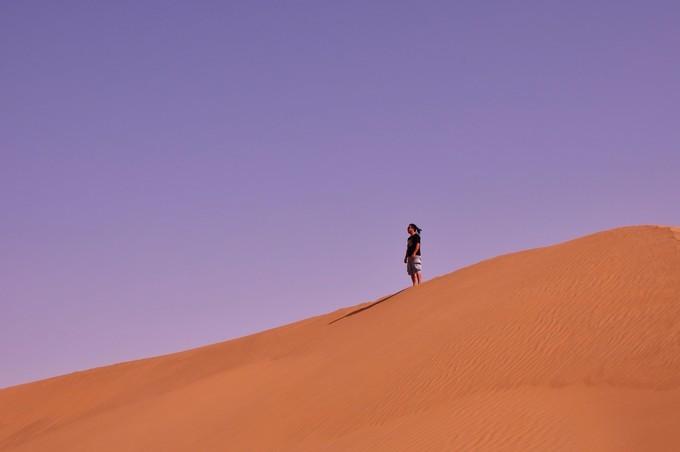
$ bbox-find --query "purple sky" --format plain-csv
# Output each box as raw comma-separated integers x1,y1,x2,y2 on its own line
2,1,679,388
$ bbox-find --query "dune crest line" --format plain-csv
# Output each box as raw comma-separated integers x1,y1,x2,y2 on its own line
1,225,680,451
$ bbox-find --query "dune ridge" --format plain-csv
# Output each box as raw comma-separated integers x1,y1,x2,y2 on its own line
670,226,680,241
1,225,680,451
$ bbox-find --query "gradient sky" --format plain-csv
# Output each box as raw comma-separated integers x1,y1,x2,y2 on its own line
2,1,679,388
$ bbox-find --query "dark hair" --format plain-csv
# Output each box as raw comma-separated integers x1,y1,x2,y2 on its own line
408,223,422,234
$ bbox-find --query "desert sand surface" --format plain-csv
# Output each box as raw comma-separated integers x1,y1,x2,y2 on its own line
2,225,680,451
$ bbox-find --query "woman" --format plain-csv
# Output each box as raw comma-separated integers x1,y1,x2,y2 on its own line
404,223,423,286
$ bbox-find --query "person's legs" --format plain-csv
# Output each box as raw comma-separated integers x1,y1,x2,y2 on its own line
413,256,423,285
407,257,423,287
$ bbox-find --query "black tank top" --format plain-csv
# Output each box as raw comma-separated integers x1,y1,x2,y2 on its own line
406,233,421,256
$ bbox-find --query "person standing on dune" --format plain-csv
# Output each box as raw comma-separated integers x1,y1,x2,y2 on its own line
405,223,423,286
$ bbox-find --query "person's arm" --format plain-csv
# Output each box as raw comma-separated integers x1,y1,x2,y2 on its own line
412,242,420,257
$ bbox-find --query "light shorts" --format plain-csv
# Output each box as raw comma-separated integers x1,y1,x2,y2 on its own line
406,255,422,275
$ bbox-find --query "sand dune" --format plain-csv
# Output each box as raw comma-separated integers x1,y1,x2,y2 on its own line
2,225,680,451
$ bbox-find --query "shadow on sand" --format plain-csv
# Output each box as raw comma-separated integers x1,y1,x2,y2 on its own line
328,288,409,325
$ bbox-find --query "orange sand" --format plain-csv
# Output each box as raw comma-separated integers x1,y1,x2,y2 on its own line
2,225,680,451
